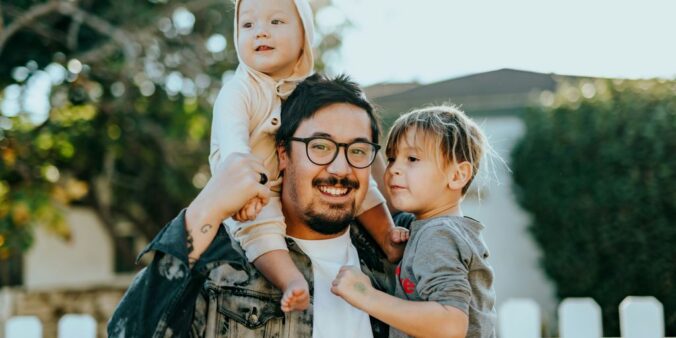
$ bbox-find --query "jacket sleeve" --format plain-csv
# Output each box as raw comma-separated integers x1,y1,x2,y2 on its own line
107,209,243,338
209,81,252,175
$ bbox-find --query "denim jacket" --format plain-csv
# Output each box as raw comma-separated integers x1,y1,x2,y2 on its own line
107,210,414,338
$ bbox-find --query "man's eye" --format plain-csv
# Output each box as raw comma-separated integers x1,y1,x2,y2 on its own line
311,144,329,151
350,148,367,156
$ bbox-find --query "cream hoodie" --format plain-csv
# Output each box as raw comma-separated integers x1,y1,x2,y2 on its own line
209,0,385,262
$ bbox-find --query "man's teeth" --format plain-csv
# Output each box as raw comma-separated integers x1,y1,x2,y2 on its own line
319,186,349,196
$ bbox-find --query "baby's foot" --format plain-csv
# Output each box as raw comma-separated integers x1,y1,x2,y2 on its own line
280,278,310,312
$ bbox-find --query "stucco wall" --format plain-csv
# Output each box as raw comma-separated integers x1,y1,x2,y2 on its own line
462,116,557,329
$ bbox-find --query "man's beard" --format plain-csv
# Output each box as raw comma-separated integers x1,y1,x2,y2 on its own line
303,176,359,235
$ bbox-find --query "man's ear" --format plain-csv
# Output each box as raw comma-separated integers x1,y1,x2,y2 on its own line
277,145,288,171
447,161,473,191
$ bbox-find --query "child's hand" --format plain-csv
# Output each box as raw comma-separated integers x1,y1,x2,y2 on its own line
390,226,410,244
233,197,265,222
384,226,409,263
331,265,373,310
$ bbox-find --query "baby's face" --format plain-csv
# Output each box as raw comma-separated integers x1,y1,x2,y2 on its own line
237,0,304,80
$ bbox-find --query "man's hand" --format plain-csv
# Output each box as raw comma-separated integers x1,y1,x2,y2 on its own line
185,153,271,265
331,265,374,310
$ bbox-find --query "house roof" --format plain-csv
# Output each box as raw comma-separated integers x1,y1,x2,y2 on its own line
372,68,584,123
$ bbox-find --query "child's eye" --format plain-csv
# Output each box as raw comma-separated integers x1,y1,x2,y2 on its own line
386,157,395,163
407,156,419,162
271,19,283,24
241,22,252,28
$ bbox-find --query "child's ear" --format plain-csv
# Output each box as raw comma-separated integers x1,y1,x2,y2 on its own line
447,161,473,191
277,145,288,171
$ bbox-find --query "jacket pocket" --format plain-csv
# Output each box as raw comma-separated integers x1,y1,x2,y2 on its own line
208,284,285,337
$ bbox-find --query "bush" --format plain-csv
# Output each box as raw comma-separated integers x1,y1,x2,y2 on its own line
511,80,676,336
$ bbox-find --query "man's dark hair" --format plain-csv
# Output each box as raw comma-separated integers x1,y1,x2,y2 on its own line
275,73,380,151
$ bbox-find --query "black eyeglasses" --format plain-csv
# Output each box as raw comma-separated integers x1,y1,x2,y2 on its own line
290,136,380,169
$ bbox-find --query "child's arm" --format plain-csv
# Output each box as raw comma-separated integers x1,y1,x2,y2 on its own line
331,266,468,338
209,82,253,173
210,81,268,221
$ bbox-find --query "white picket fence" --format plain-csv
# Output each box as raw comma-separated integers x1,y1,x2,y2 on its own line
0,296,670,337
500,296,667,338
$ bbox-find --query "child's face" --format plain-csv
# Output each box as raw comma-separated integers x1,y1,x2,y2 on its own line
237,0,305,80
384,129,457,220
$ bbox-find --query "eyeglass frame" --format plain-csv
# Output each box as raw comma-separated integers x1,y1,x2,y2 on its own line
289,136,381,169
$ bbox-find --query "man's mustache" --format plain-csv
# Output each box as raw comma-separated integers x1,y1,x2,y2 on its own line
312,176,359,189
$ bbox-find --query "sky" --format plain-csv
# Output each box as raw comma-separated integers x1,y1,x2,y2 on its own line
323,0,676,86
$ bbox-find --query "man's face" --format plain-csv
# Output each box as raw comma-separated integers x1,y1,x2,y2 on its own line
279,103,373,238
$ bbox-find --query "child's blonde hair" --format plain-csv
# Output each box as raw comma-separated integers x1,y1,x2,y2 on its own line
385,105,487,195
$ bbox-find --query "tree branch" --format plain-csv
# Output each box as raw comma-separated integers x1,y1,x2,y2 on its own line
66,10,83,51
57,2,138,69
0,2,5,35
3,4,66,46
0,1,61,57
78,0,228,64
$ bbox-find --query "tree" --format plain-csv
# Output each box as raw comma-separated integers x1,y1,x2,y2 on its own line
511,79,676,335
0,0,345,273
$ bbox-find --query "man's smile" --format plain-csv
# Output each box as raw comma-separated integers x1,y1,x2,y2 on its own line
312,176,358,202
318,185,349,196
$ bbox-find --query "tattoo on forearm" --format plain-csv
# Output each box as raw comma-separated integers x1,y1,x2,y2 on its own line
200,223,213,234
354,282,367,294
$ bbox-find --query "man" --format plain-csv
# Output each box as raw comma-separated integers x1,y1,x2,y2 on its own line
107,74,410,337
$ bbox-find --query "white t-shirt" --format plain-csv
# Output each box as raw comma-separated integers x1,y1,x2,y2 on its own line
291,228,374,338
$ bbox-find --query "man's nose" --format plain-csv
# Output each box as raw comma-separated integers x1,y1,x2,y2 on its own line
326,148,351,176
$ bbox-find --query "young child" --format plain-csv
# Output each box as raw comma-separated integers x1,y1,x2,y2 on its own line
209,0,406,313
331,106,497,337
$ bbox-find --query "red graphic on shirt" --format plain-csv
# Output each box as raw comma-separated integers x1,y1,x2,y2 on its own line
395,264,416,294
401,278,416,294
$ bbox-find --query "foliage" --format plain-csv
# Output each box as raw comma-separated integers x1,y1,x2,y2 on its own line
511,79,676,335
0,0,344,265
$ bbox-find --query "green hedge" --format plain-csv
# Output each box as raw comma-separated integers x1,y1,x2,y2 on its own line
511,80,676,336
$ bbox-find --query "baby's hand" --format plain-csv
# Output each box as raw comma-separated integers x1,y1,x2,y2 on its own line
232,197,264,222
331,265,373,310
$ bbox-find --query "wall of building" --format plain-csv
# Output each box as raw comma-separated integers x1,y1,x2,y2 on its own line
462,116,558,330
23,207,132,290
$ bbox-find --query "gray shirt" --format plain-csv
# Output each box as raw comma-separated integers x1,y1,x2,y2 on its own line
390,216,497,338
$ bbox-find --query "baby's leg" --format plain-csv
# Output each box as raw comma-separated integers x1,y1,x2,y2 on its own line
230,195,309,312
254,251,309,312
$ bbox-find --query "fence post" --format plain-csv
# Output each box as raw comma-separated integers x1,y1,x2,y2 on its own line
5,316,42,338
499,298,541,338
58,314,97,338
0,288,14,338
619,296,664,338
559,297,602,338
